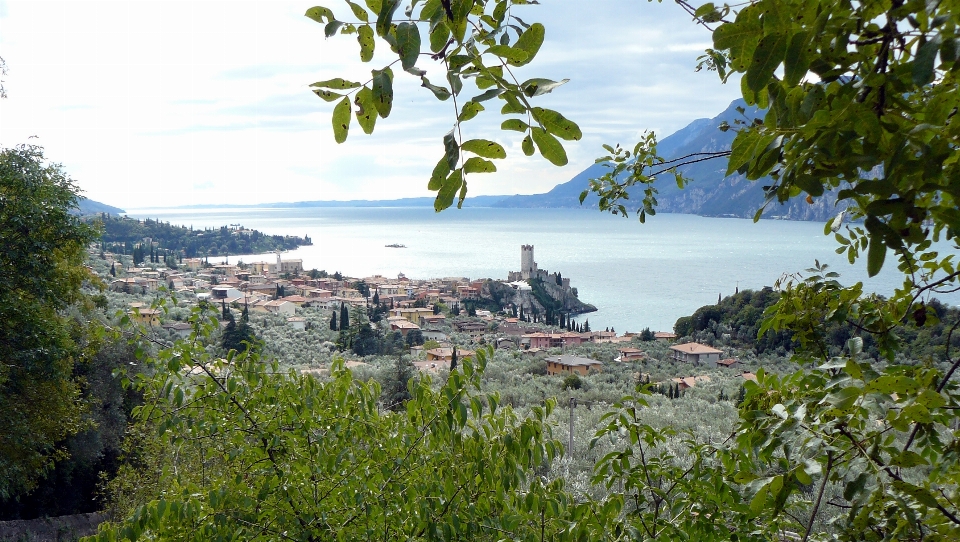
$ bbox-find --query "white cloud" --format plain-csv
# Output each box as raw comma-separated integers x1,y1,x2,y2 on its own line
0,0,741,208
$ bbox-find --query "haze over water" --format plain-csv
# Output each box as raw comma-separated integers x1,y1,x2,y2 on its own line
128,207,960,333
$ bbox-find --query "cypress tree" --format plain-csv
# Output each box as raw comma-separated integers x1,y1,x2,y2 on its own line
330,310,338,331
110,262,116,277
450,346,458,372
340,303,349,330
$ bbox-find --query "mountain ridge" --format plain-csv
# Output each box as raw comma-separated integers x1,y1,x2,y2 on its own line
493,99,849,222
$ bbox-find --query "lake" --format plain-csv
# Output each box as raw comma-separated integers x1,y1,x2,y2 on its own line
126,206,960,334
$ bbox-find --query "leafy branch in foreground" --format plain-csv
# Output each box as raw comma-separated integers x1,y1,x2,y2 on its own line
306,0,581,211
92,302,571,541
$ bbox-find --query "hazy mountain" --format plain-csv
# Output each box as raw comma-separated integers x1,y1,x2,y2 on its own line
147,195,510,210
494,99,848,221
76,197,125,215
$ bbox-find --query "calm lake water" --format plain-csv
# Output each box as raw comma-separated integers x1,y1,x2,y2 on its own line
126,207,960,334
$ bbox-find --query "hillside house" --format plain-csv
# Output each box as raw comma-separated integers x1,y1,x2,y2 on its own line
390,319,421,337
545,355,602,376
162,322,193,338
669,342,723,364
211,286,243,301
523,332,588,349
616,347,646,362
287,317,306,330
454,321,487,333
262,300,296,317
391,307,435,323
670,375,712,391
129,308,161,327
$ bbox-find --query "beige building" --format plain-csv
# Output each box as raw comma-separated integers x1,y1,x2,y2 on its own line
545,355,602,376
669,342,723,364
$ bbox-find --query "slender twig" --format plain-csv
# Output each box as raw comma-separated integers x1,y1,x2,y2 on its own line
802,452,833,542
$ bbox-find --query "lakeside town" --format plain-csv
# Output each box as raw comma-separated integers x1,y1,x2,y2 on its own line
96,237,758,389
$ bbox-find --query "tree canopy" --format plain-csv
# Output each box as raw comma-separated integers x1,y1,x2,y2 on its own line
0,145,99,499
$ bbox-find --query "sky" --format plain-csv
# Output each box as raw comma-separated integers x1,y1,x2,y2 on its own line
0,0,742,209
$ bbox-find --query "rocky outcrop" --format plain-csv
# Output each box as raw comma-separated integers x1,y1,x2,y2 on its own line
483,279,596,316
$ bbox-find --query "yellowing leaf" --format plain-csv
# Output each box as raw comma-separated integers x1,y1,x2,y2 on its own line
332,96,351,143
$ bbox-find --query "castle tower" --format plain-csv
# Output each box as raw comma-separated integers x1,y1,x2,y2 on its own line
520,245,537,279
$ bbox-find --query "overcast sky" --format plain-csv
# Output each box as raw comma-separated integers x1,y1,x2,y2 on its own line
0,0,742,209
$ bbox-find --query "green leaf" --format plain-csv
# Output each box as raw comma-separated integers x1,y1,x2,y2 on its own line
726,129,760,176
746,32,787,93
522,134,534,156
354,86,377,134
501,119,528,132
312,89,343,102
471,88,502,102
695,3,715,17
396,22,421,70
372,68,393,117
783,31,810,86
510,23,544,66
913,36,941,86
345,0,369,21
376,0,399,37
459,101,484,122
332,96,352,143
357,25,375,62
843,473,868,501
892,480,941,508
428,156,449,191
429,20,450,53
750,485,769,513
463,157,496,174
865,375,920,395
531,128,567,166
866,234,886,277
305,6,335,24
487,44,529,64
500,92,524,114
310,78,362,89
460,139,506,159
521,78,570,97
435,168,463,211
325,20,344,37
421,77,451,100
916,388,946,408
364,0,381,13
532,107,581,141
846,336,863,356
443,129,459,170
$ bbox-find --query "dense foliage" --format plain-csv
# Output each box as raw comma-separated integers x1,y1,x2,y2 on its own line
0,145,99,500
298,0,960,540
97,215,311,258
93,311,569,542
